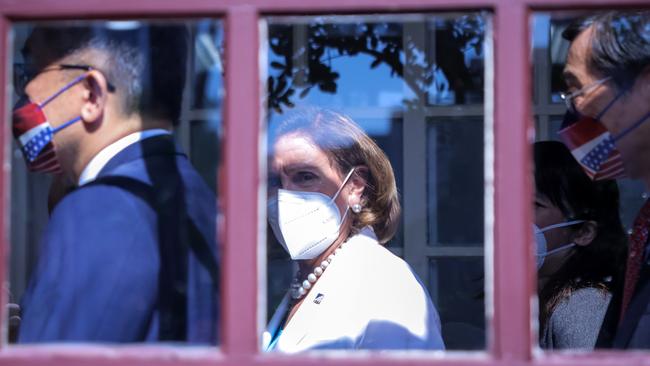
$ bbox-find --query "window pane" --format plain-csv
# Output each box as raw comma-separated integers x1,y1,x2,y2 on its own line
8,19,223,345
531,10,650,351
263,12,490,352
427,117,484,247
424,17,486,106
548,18,571,104
190,118,222,193
429,257,484,349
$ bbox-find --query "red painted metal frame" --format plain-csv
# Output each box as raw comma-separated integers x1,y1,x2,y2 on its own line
0,0,648,365
493,2,530,362
221,5,259,359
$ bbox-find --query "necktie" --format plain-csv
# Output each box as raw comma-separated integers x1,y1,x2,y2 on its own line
620,199,650,324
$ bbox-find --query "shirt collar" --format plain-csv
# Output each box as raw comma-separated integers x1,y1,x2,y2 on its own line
78,129,171,186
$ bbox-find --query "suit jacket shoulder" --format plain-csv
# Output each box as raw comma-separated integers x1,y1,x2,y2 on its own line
19,183,160,342
19,135,219,344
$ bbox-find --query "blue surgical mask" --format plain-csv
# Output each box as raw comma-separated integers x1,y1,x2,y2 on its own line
534,220,585,269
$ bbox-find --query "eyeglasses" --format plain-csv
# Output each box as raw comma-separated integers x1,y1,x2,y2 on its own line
560,76,611,113
13,63,116,96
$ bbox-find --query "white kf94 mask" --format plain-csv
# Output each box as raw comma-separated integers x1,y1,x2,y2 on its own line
268,168,355,260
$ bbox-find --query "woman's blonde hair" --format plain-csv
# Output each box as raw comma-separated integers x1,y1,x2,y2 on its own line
272,107,400,244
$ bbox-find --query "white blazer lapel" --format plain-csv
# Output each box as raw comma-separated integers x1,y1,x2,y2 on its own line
277,280,324,350
263,293,291,351
276,254,345,352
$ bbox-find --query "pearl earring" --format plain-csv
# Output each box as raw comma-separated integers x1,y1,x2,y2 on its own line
352,203,362,213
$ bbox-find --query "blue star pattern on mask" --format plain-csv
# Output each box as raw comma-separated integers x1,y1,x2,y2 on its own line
580,136,615,173
22,127,53,162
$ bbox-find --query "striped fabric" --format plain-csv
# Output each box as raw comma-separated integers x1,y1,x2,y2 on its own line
558,114,625,181
12,102,61,173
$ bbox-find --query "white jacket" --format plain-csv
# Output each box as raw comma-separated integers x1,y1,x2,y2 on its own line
264,227,445,352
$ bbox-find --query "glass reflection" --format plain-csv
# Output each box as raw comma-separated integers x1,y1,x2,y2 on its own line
267,14,486,113
531,10,650,350
264,107,444,352
8,20,223,344
265,12,490,351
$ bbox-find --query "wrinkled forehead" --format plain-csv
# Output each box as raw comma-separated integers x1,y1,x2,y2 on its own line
563,25,607,83
271,132,319,162
271,132,339,171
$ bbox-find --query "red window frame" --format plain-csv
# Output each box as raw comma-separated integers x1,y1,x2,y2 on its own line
0,0,647,365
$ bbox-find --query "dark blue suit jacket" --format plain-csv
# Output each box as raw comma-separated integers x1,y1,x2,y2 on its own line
18,135,219,344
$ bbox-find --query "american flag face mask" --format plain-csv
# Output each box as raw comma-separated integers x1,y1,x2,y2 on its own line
558,89,650,181
12,73,87,174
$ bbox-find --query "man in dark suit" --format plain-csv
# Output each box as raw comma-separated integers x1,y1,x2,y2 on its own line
559,11,650,348
12,23,219,343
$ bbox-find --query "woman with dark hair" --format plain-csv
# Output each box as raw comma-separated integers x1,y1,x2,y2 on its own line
534,141,627,349
263,107,444,352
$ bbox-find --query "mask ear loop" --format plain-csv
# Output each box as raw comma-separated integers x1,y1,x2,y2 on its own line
595,87,626,121
51,116,83,133
38,73,89,134
613,110,650,142
330,167,356,202
330,168,357,228
537,219,585,233
594,85,650,143
329,168,359,242
541,243,577,258
38,73,89,108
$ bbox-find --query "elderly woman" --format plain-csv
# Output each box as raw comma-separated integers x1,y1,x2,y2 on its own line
263,107,444,352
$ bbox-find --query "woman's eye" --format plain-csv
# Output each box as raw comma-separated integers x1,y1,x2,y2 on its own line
294,172,317,184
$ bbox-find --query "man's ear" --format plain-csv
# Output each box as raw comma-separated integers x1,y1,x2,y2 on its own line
80,70,108,124
346,165,368,207
573,220,598,247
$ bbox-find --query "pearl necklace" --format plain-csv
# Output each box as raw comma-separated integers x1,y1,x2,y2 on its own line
290,242,345,300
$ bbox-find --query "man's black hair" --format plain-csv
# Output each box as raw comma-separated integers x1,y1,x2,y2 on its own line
563,11,650,90
23,22,188,125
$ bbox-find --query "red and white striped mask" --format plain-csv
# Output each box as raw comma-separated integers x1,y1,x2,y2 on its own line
12,73,86,174
559,89,650,181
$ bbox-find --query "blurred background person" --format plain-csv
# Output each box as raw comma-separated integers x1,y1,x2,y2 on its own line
534,141,627,349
